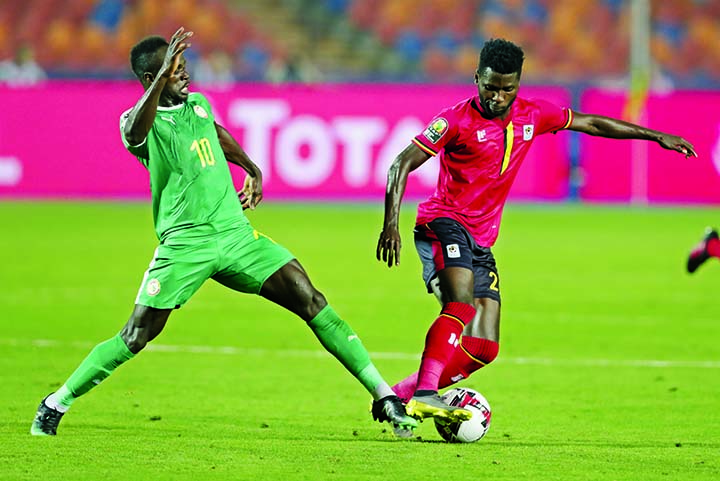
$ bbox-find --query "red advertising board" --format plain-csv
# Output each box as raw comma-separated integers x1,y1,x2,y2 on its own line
579,89,720,204
0,82,571,201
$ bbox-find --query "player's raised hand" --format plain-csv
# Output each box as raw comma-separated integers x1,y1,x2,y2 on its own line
239,174,263,210
159,27,193,79
657,133,697,158
377,227,402,268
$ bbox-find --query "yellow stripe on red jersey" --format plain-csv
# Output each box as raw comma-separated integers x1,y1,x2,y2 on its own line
412,138,438,156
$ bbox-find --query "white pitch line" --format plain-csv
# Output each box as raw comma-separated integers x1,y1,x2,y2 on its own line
2,338,720,369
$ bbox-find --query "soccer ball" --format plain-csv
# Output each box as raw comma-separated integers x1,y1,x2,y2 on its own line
434,387,492,443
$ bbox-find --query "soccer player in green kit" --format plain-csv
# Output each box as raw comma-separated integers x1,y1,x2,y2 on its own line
30,27,417,437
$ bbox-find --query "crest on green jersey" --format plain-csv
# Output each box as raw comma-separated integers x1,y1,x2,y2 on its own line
146,278,161,296
194,105,208,119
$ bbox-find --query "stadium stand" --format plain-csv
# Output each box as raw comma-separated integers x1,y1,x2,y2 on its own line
1,0,719,86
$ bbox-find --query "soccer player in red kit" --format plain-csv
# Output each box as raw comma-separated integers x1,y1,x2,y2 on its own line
687,228,720,273
376,38,697,422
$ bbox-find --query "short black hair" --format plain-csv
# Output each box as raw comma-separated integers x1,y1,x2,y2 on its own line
130,35,168,80
478,39,524,76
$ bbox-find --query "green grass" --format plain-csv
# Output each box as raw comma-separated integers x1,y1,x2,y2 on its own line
1,201,719,480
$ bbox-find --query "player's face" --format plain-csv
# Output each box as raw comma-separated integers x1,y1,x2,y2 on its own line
475,68,520,119
160,50,191,106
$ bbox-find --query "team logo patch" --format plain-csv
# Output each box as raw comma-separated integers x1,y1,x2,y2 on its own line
523,124,534,141
476,129,487,142
446,244,461,258
423,118,449,144
194,105,208,118
146,278,161,296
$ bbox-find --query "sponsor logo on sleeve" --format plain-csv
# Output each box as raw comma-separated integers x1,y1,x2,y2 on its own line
423,118,449,144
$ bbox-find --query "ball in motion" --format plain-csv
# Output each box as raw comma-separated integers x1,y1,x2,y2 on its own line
434,387,492,443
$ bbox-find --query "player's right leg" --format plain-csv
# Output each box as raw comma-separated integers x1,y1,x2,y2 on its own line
393,297,501,402
406,219,479,422
687,227,720,273
32,238,213,436
31,306,172,436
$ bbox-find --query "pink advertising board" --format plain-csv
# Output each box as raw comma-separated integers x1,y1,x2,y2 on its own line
0,82,570,201
579,89,720,203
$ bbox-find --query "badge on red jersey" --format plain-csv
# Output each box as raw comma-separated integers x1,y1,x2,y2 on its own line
423,118,448,144
523,124,534,141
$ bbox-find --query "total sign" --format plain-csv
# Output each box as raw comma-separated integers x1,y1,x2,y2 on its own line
215,83,571,201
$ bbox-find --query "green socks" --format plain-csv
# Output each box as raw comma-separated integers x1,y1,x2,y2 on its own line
52,334,135,409
48,308,390,411
308,305,392,399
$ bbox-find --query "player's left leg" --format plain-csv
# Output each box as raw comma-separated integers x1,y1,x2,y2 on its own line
258,259,416,433
212,226,417,434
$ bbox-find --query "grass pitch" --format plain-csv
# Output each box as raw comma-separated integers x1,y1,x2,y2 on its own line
1,201,719,481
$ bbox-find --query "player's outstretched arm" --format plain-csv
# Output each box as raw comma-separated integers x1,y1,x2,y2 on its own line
568,111,697,158
377,143,431,268
123,28,193,146
215,122,263,210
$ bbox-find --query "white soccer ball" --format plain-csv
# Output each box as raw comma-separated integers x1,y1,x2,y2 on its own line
434,387,492,443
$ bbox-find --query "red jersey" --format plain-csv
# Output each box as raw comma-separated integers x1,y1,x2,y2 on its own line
412,95,572,247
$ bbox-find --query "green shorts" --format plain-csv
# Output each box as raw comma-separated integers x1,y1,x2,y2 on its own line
135,221,294,309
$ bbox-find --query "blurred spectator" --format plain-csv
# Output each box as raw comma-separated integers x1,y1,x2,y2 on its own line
193,50,236,89
265,50,323,84
0,43,47,86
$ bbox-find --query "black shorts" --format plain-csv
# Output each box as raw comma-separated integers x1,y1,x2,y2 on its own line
414,217,501,303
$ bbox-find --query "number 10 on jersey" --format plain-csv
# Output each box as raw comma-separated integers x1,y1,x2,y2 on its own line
191,138,216,167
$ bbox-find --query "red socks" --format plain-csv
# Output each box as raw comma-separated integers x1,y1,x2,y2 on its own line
394,336,500,401
708,238,720,258
415,302,476,392
438,336,499,388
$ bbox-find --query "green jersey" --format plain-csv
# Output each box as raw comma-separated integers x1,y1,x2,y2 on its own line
120,92,245,241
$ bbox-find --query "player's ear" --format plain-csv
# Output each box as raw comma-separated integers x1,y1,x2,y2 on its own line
142,72,155,87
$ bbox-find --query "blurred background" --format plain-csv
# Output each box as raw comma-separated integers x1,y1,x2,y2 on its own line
1,0,719,204
1,0,720,85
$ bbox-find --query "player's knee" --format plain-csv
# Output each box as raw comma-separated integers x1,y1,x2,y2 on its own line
299,287,327,321
461,337,499,368
120,327,148,354
442,292,475,305
478,344,499,365
282,267,326,319
470,339,499,366
121,312,154,354
441,301,477,326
